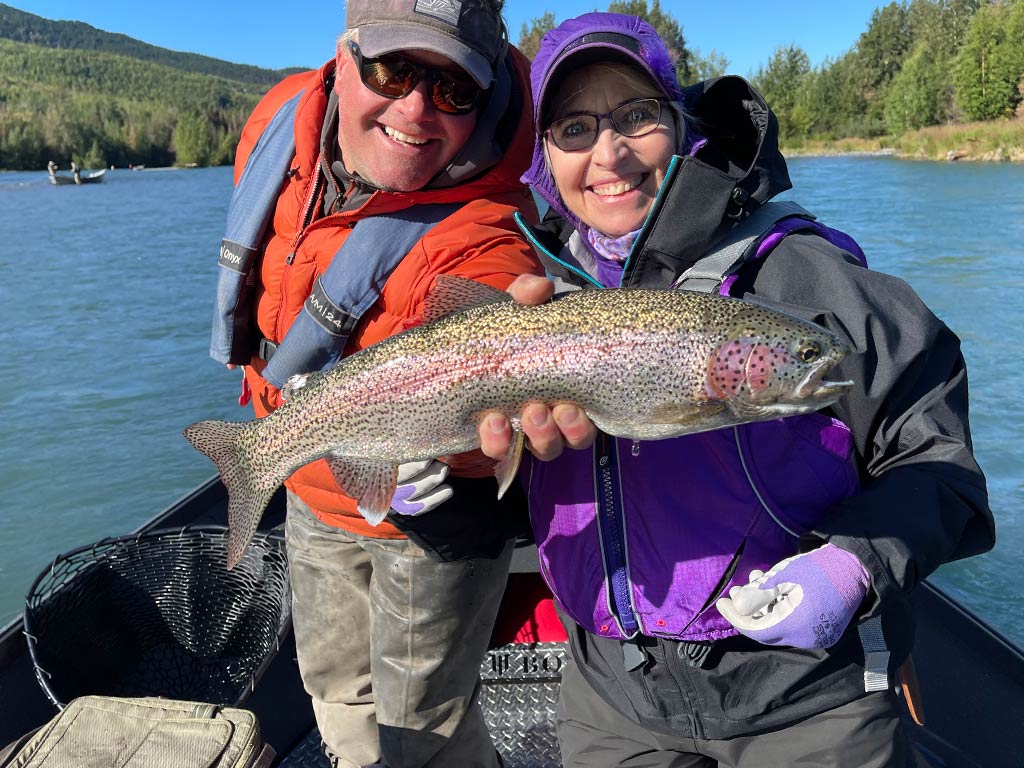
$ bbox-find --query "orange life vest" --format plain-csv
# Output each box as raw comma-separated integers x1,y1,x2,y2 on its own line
231,50,541,538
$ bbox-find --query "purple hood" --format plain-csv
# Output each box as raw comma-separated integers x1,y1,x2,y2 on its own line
522,13,685,235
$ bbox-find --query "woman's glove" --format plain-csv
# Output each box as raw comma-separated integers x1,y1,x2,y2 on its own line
389,460,453,516
715,543,870,649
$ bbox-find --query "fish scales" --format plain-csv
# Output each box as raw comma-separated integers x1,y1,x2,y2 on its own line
184,285,853,567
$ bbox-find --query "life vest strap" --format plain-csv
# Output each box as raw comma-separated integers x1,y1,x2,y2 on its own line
260,203,463,389
211,91,303,365
672,200,816,293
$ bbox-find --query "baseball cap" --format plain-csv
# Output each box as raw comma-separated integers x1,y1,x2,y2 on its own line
346,0,506,89
531,12,684,129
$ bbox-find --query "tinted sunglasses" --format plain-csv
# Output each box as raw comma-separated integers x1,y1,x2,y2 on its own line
546,98,668,152
348,40,483,116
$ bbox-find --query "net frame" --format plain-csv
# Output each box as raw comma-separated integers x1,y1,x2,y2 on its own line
23,524,290,709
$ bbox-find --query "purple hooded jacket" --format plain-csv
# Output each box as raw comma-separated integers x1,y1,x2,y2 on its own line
518,13,862,642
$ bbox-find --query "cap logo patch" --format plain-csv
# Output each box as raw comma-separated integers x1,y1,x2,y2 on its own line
414,0,461,26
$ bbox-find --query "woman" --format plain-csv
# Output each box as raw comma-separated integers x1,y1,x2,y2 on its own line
477,12,993,768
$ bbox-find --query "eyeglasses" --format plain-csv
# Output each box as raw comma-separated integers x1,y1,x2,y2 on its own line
545,98,668,152
347,40,483,116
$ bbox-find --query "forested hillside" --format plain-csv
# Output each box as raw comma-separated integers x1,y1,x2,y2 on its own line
3,0,1023,170
519,0,1024,160
0,3,297,87
0,3,299,170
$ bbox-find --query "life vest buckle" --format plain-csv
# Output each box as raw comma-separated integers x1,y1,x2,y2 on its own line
258,338,278,362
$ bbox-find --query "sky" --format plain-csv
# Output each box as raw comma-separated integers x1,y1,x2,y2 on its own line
7,1,887,79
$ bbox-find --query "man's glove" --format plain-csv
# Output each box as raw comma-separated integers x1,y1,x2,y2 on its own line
389,460,453,516
715,543,870,649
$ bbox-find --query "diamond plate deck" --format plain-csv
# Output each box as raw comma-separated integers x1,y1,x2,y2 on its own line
277,642,566,767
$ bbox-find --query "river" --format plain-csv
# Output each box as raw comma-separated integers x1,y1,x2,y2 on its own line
1,158,1022,647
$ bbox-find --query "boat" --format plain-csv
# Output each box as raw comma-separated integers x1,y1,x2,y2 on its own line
1,476,1023,767
46,161,106,185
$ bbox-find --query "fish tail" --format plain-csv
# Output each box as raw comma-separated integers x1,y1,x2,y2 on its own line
182,419,277,570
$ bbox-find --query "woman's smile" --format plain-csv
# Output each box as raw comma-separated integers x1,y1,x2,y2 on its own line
545,63,675,237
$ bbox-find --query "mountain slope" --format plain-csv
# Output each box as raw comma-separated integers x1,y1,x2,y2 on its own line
0,3,301,87
0,5,300,170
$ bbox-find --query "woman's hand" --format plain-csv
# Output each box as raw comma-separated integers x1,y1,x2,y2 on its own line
476,275,598,462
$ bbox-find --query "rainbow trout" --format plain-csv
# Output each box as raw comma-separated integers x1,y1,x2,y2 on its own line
184,276,852,567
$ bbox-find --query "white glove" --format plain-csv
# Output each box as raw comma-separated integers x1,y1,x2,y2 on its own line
716,544,869,649
390,460,453,516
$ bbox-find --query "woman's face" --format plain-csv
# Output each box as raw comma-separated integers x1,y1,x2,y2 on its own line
544,63,676,238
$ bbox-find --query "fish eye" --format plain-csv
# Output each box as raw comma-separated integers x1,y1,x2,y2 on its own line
799,342,821,363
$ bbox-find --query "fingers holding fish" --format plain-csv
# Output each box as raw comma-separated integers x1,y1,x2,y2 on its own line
478,403,597,462
504,273,555,306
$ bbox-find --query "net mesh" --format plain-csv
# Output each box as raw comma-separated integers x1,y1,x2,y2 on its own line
23,525,290,709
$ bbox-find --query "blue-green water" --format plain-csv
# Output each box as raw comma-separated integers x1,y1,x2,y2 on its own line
1,159,1022,647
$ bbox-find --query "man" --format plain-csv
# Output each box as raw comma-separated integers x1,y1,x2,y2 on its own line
209,1,540,765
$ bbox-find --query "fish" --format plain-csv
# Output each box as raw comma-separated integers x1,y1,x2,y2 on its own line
183,276,853,568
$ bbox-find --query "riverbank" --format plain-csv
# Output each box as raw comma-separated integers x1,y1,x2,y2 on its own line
783,116,1024,162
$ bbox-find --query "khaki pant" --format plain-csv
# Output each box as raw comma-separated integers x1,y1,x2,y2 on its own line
285,492,512,768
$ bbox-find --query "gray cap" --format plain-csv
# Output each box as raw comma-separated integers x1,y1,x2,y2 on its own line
346,0,505,88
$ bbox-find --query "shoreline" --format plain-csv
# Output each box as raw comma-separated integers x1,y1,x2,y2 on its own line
781,117,1024,164
784,146,1024,163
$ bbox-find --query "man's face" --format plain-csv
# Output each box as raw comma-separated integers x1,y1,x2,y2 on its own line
335,43,480,192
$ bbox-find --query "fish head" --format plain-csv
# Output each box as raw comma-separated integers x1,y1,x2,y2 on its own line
707,306,853,421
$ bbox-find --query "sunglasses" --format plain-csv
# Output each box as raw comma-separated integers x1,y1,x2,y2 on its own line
348,40,483,116
545,98,668,152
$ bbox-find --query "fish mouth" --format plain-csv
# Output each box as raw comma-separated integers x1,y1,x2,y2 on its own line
795,358,853,401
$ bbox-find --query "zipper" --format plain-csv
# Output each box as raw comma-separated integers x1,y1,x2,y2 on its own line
593,433,639,637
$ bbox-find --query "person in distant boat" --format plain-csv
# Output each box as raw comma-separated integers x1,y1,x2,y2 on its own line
46,160,57,178
70,161,80,184
475,13,994,767
206,0,540,766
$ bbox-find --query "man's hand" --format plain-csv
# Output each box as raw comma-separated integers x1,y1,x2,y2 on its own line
476,275,598,462
390,460,453,516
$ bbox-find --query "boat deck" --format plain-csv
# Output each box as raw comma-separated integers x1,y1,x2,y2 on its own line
277,642,565,767
3,477,1024,767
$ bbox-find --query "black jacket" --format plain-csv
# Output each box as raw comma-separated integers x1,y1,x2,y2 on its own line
519,76,993,738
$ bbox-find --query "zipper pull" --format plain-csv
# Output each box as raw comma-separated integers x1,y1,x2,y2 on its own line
285,252,296,265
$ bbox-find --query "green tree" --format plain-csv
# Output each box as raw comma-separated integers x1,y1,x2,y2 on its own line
82,138,106,169
172,110,213,166
752,45,811,141
516,12,555,61
906,0,983,123
884,41,943,133
606,0,693,85
1005,0,1024,117
852,2,914,129
690,49,730,83
954,1,1020,120
856,2,914,92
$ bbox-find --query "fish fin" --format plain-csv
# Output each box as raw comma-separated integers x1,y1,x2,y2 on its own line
649,401,727,423
494,429,525,499
325,457,398,526
182,420,279,570
422,275,513,324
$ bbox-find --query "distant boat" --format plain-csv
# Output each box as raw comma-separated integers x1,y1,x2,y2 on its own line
46,161,106,185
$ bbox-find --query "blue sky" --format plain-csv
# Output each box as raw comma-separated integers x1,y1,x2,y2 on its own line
8,1,886,78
